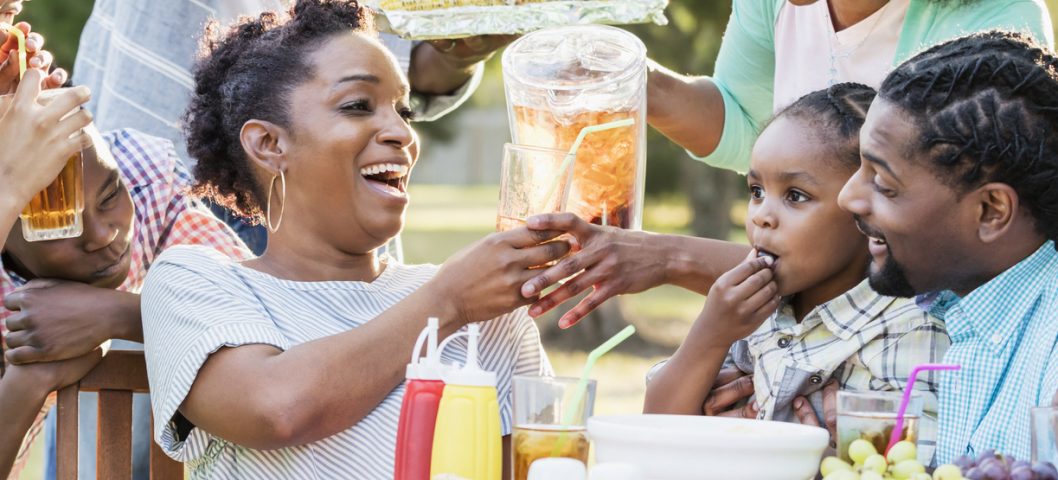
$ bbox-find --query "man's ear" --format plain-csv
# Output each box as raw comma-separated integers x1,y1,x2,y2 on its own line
240,119,289,173
975,182,1019,244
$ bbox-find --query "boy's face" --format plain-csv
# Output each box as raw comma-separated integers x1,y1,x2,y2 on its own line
746,116,870,297
837,99,980,297
4,129,135,289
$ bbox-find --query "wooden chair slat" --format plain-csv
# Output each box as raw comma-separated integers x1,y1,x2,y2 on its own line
97,389,133,479
56,385,79,480
57,351,181,478
149,416,184,480
79,350,150,393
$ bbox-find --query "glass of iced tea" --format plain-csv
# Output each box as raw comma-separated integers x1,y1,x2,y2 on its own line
1031,406,1058,463
836,391,923,463
511,375,596,480
497,143,572,232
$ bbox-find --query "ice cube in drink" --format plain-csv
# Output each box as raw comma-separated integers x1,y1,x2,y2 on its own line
836,411,918,463
512,424,589,480
512,106,639,229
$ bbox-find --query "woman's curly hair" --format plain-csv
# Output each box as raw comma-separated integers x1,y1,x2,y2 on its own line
879,30,1058,248
184,0,371,222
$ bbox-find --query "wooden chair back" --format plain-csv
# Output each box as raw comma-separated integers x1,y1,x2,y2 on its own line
56,350,183,479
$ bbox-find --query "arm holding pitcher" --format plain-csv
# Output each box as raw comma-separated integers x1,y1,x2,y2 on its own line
520,213,750,328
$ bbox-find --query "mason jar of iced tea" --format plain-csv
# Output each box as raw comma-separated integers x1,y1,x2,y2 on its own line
502,25,647,230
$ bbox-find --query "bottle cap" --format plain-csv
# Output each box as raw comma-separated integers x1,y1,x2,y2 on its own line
437,324,497,387
406,317,444,380
590,463,645,480
528,458,586,480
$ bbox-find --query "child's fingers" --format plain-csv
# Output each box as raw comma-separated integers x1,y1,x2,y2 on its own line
727,266,774,303
716,254,772,290
752,294,782,320
742,277,779,312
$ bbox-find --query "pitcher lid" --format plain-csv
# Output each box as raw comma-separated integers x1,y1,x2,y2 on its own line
502,25,647,91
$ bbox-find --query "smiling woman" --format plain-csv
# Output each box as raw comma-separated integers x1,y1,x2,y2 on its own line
139,0,564,478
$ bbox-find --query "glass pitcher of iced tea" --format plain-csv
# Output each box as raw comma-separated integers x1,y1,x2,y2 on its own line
502,25,647,230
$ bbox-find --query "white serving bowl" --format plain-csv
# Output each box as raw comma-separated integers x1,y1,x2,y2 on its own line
587,414,829,480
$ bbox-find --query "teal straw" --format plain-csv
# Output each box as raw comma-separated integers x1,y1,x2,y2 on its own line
550,325,636,455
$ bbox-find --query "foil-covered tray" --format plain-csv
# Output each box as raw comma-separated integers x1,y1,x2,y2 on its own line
365,0,668,40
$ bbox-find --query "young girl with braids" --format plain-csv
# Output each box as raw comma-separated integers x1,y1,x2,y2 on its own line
644,83,949,463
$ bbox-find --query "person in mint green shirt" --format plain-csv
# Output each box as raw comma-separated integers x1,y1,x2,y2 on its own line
647,0,1054,173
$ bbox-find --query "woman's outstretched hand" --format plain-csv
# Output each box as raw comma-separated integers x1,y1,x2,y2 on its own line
430,226,571,326
519,213,668,329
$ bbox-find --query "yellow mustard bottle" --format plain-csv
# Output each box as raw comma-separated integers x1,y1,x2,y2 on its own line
430,324,501,480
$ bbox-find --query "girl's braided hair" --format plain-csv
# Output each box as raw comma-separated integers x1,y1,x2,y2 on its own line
774,82,878,169
184,0,370,222
879,30,1058,246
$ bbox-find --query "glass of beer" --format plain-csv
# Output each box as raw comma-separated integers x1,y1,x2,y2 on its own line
511,375,596,480
3,88,88,242
836,391,923,463
20,151,84,242
497,143,572,232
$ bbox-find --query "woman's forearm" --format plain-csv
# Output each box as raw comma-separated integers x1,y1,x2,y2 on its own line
663,235,751,295
647,61,726,158
0,369,50,479
180,281,464,450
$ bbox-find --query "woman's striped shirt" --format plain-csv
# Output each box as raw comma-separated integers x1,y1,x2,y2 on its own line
141,245,551,479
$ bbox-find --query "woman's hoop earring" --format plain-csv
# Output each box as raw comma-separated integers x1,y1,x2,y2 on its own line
266,169,286,233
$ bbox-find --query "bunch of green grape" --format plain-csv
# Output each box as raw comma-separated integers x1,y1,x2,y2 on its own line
821,442,1058,480
819,439,928,480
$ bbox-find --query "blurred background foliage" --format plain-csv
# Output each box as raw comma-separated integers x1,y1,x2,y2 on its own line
12,5,1058,475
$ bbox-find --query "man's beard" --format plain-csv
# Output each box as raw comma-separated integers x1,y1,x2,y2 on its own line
868,250,918,297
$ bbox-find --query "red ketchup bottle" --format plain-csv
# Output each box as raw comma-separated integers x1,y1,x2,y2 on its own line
394,317,445,480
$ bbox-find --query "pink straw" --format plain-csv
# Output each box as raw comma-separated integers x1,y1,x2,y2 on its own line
885,363,961,455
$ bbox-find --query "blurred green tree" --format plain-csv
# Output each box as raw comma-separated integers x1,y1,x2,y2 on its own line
16,0,94,75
